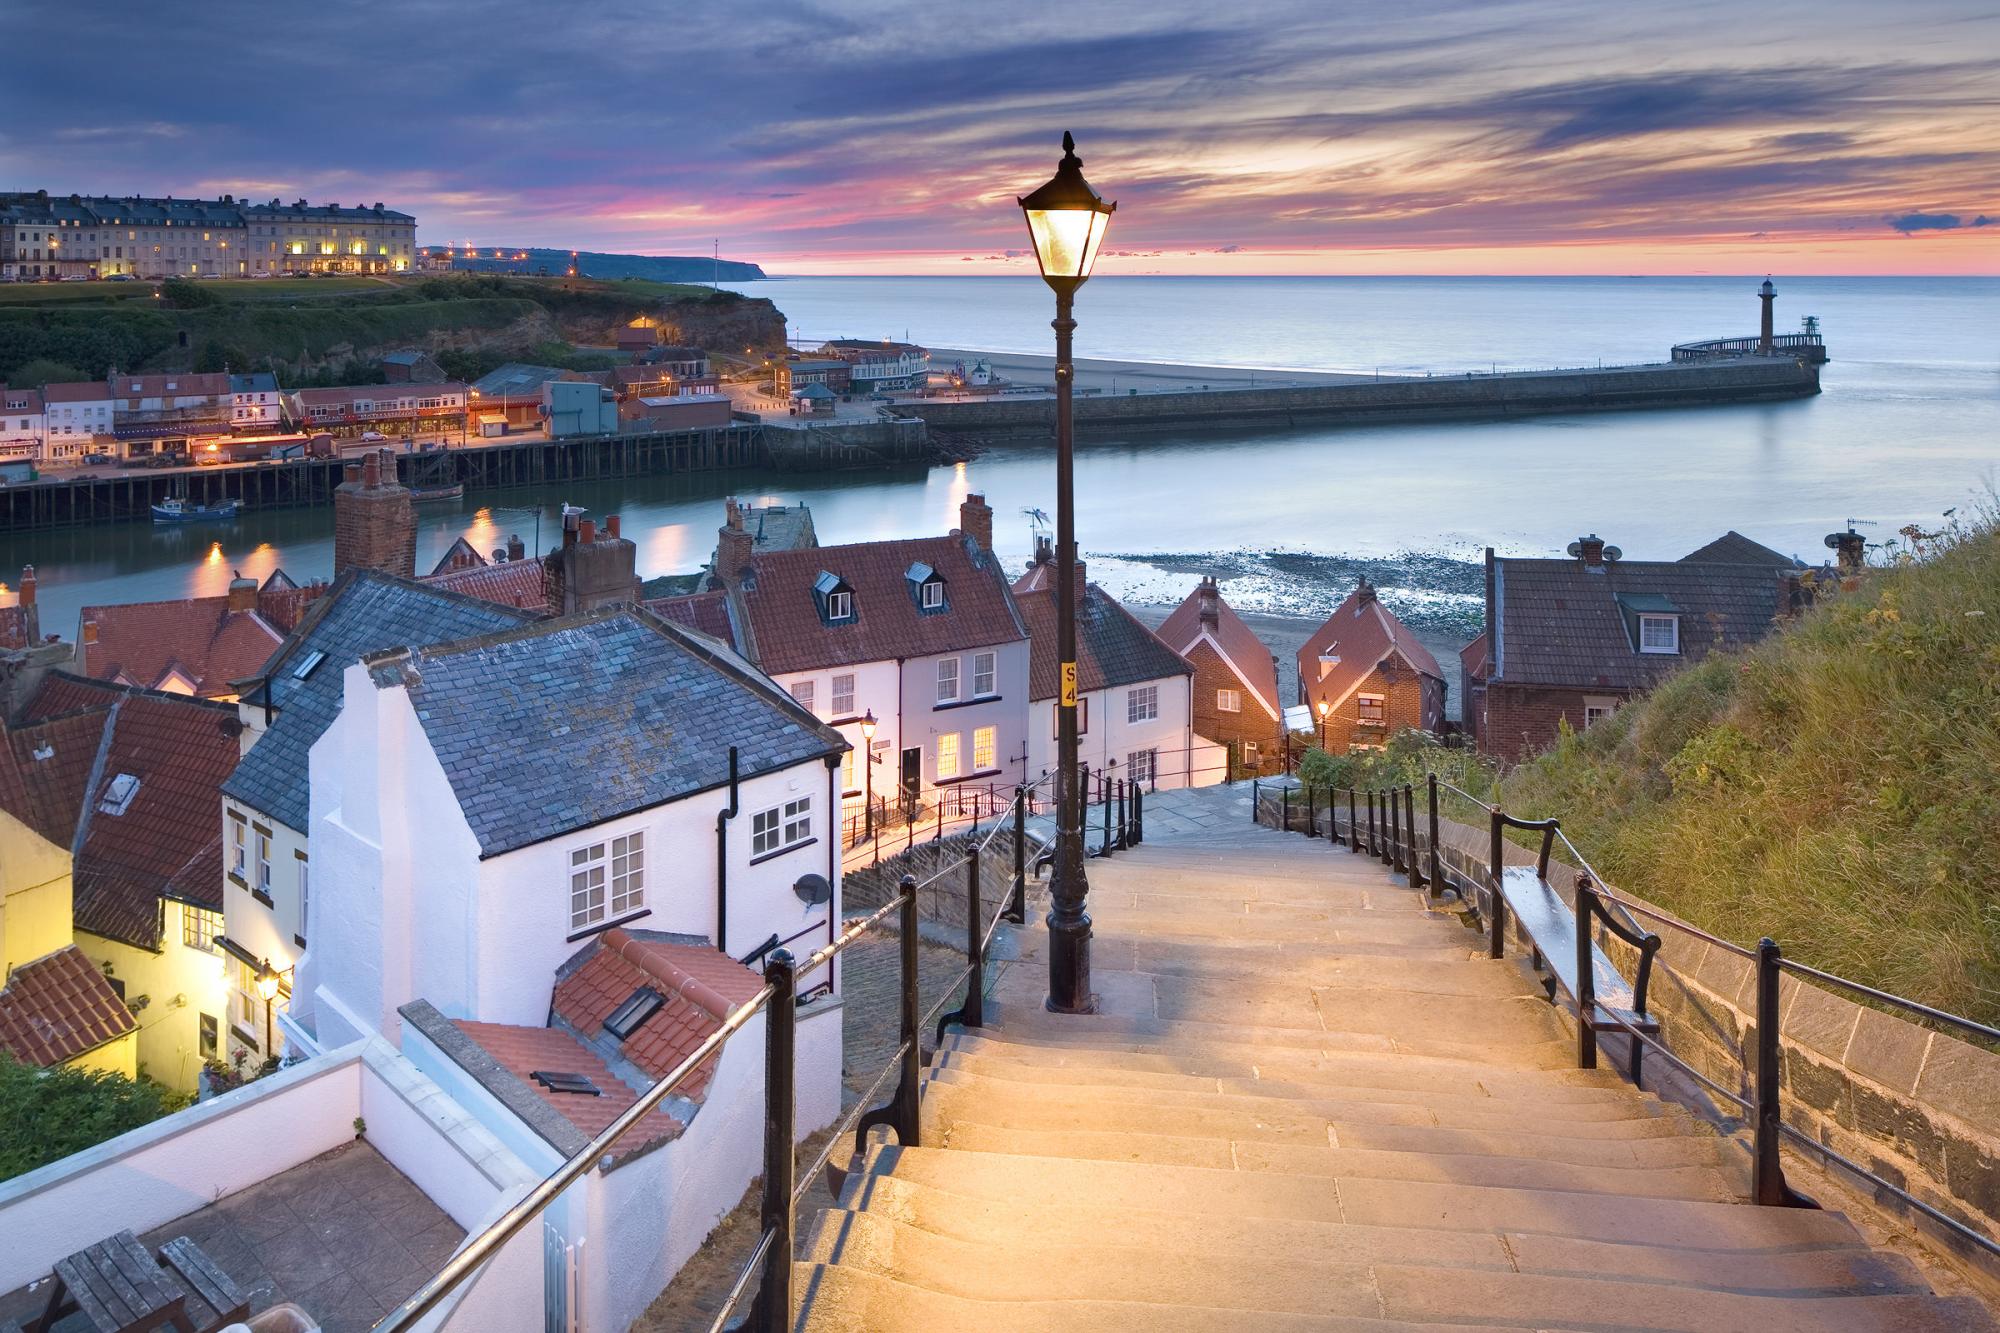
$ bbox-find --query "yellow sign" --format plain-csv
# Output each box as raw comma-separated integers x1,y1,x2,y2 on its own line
1060,661,1078,708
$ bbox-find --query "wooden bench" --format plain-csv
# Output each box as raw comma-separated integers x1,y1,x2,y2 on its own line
155,1238,249,1333
1496,865,1661,1082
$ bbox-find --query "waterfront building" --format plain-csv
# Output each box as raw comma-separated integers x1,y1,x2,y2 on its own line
609,363,721,398
819,339,930,395
380,348,446,383
774,357,851,397
0,386,44,460
1157,577,1285,776
639,344,713,380
1296,577,1446,752
615,321,662,354
107,372,233,454
1,672,244,1091
291,381,468,440
39,380,113,463
1465,531,1803,763
1012,541,1213,790
228,372,284,430
0,192,415,279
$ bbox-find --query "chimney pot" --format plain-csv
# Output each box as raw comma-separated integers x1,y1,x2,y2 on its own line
606,514,620,539
362,450,381,488
958,493,994,551
343,461,362,485
579,518,597,545
1196,577,1219,629
18,565,34,608
507,533,525,562
82,621,98,645
1355,576,1377,605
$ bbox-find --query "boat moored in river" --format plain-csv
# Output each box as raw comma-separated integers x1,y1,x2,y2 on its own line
151,497,241,524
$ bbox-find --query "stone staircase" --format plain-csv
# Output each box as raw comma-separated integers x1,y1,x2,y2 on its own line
795,793,1996,1331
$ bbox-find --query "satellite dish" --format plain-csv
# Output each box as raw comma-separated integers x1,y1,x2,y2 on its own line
1824,534,1842,550
1603,546,1622,563
793,873,832,907
1565,541,1581,557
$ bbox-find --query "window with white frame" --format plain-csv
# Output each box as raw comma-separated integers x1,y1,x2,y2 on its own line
1127,684,1159,723
972,651,996,697
229,815,246,878
842,744,859,794
753,798,812,855
1638,614,1680,654
1217,688,1241,713
791,679,815,713
826,590,854,621
1356,693,1386,725
569,843,608,930
973,726,996,772
831,673,856,717
937,732,961,779
298,856,310,940
1583,696,1619,728
936,657,960,704
182,905,223,953
610,832,645,915
256,829,272,895
1127,749,1157,787
920,579,945,609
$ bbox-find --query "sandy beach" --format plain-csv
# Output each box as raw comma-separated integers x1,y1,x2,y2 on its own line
931,348,1380,395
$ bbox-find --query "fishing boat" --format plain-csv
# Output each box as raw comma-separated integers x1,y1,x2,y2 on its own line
151,497,241,524
410,482,465,503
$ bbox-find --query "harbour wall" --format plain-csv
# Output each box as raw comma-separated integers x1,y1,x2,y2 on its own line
892,357,1820,438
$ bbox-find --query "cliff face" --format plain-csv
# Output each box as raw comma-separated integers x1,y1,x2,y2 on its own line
653,295,787,353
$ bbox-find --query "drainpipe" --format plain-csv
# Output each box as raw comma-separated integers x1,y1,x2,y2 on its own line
715,746,739,954
825,752,840,989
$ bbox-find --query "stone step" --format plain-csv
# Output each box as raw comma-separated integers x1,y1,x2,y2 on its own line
924,1068,1705,1138
845,1144,1858,1250
792,1264,1512,1333
926,1123,1738,1200
980,990,1572,1051
800,1206,1925,1306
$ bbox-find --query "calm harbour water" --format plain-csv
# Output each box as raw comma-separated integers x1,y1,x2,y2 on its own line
6,275,1996,636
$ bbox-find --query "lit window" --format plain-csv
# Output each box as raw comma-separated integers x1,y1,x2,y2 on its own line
1639,615,1680,654
841,744,859,794
1217,688,1241,713
936,658,960,704
182,906,223,953
937,732,961,779
570,842,608,930
972,651,996,697
791,679,815,713
973,726,996,772
831,673,856,717
1127,685,1159,723
1357,693,1386,725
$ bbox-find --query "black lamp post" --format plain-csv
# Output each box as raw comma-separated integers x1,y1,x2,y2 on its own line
255,958,281,1058
860,709,878,839
1019,131,1116,1014
1317,698,1331,752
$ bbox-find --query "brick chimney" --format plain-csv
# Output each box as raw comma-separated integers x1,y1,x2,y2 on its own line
226,570,258,614
1575,534,1607,567
1071,546,1088,608
17,565,33,609
506,533,525,562
715,496,754,586
1196,576,1220,631
543,511,638,614
12,565,37,649
333,448,415,578
1827,528,1866,575
1354,575,1377,606
957,493,994,551
1028,533,1054,574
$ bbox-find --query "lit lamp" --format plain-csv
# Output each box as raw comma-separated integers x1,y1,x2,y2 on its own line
859,709,878,840
1019,131,1115,1014
1317,698,1331,752
255,960,281,1058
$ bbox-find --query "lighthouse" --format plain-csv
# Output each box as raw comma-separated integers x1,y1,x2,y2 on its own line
1758,277,1776,355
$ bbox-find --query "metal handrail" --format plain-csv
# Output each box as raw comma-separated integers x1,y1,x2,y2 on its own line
1777,1122,2000,1261
703,1225,776,1333
375,982,776,1332
1777,957,2000,1048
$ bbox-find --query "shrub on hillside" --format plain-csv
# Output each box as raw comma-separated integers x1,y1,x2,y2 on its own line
159,277,216,308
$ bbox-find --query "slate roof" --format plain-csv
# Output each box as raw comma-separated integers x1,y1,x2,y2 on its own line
730,534,1027,676
0,945,135,1068
647,590,736,647
423,558,549,614
78,592,284,699
1157,582,1282,719
1015,583,1190,702
1297,582,1446,711
220,570,538,833
1681,530,1804,568
551,928,762,1101
16,675,243,948
470,363,571,399
373,607,845,857
1491,554,1789,691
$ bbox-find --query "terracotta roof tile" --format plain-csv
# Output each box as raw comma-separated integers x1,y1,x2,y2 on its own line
78,594,283,698
732,535,1026,675
1157,583,1282,718
1681,530,1804,568
1297,583,1445,712
646,591,735,647
1015,583,1190,701
0,945,135,1067
551,930,763,1101
0,709,106,848
451,1019,684,1151
424,559,548,613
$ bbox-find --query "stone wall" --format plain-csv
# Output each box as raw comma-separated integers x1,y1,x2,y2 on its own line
1251,785,2000,1268
843,825,1034,939
760,418,928,471
895,359,1820,439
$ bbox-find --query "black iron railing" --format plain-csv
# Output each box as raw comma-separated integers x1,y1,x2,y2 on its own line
1252,773,2000,1263
376,779,1054,1333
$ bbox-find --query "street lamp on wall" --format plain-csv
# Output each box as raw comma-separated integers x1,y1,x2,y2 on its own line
1020,131,1115,1015
1317,698,1331,752
860,709,878,840
255,959,281,1058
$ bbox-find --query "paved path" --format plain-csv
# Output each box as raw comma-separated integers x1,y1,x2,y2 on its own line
793,787,1996,1331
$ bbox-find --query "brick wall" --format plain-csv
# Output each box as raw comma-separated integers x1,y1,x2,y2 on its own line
332,459,416,579
842,826,1035,938
1480,682,1631,765
1186,640,1280,776
1311,664,1441,753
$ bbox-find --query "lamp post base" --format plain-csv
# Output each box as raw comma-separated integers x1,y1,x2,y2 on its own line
1044,909,1096,1014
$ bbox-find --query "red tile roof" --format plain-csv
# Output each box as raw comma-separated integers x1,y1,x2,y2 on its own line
731,535,1026,675
1460,631,1489,675
110,372,230,400
1297,582,1445,712
646,591,735,647
18,676,243,946
78,593,285,698
41,381,112,404
1157,582,1282,720
424,559,549,614
0,605,36,651
0,710,107,848
0,945,135,1068
452,1019,684,1152
551,928,761,1101
428,537,488,577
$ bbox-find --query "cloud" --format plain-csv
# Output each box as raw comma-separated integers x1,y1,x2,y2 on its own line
1214,244,1243,253
1885,211,1994,232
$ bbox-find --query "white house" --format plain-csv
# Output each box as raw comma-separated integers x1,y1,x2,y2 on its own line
39,380,112,463
228,371,284,430
676,495,1033,837
0,385,44,460
1012,548,1217,790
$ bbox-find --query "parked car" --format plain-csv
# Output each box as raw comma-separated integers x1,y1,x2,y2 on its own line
105,273,136,282
360,430,388,442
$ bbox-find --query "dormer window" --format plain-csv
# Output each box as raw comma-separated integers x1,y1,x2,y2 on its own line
1638,614,1680,654
906,561,947,612
814,571,856,624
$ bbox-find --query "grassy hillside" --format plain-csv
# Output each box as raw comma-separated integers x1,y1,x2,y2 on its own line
1500,516,2000,1022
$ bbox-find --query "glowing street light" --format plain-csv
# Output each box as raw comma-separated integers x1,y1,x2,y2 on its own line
1019,131,1115,1014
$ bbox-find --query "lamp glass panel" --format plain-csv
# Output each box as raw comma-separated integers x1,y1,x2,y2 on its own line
1025,207,1110,282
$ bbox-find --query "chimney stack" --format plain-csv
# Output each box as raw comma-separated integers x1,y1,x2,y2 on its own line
1196,576,1220,630
1576,534,1607,567
333,449,415,578
1354,575,1377,606
957,493,994,552
544,509,638,614
1826,528,1866,575
716,498,755,585
1071,545,1088,608
1028,533,1054,572
507,533,525,562
18,565,34,609
226,570,258,614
